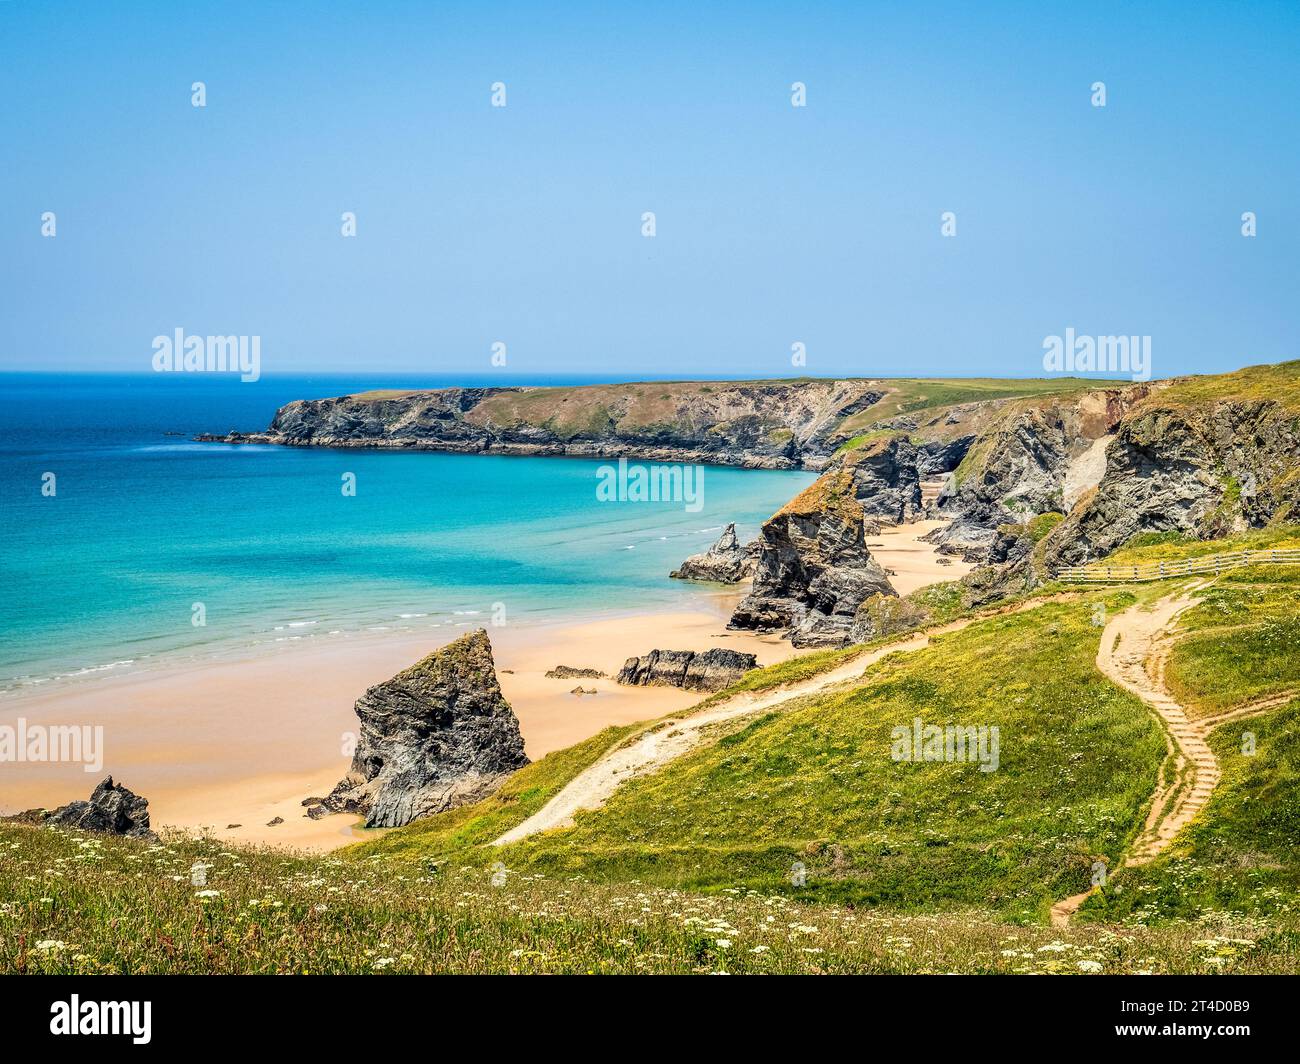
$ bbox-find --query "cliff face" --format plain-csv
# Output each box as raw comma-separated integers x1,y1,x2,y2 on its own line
202,380,886,470
930,388,1142,561
927,365,1300,589
1047,387,1300,567
324,630,528,829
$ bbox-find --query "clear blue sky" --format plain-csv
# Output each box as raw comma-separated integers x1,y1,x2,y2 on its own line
2,0,1296,379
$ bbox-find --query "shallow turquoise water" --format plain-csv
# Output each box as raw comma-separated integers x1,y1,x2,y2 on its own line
0,374,812,691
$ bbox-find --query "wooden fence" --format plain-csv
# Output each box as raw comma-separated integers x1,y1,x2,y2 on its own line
1057,548,1300,584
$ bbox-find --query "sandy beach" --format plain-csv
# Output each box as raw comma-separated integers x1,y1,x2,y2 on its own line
868,519,973,595
0,522,964,852
0,592,793,851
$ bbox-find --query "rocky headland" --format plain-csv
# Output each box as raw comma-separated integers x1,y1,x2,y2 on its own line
198,379,887,470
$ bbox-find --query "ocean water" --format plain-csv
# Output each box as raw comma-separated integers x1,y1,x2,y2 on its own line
0,373,813,693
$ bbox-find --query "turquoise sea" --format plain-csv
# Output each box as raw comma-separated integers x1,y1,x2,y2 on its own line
0,374,813,693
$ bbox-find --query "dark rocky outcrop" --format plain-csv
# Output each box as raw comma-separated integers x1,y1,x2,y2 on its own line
545,665,606,679
322,630,529,828
616,648,758,691
728,472,898,647
669,523,760,583
20,777,156,840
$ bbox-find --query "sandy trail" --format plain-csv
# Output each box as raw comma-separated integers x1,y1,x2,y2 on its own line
1052,585,1217,926
1097,587,1220,865
493,635,931,845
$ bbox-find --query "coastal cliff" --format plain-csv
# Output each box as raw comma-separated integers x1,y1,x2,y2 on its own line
197,376,1109,471
200,379,887,470
203,364,1300,645
726,363,1300,640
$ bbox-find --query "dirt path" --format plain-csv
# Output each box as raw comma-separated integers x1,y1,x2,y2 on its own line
1097,587,1220,864
1198,690,1297,731
1052,585,1218,926
493,632,931,845
494,595,1084,847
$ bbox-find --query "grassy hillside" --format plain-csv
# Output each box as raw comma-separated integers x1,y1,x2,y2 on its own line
1166,581,1300,718
384,594,1165,922
6,820,1290,973
7,526,1300,973
834,376,1112,437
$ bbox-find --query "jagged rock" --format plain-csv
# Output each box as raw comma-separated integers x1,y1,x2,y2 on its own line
669,523,760,583
570,686,598,696
545,665,607,679
304,805,329,820
266,817,284,827
616,648,757,691
226,824,241,829
35,777,155,840
729,474,897,647
323,630,529,829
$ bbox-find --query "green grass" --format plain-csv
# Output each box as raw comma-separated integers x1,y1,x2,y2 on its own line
486,597,1164,922
1103,524,1300,568
1165,597,1300,718
837,377,1113,437
1149,360,1300,414
4,823,1294,973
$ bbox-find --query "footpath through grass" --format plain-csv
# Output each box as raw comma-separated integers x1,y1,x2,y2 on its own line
489,594,1165,921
